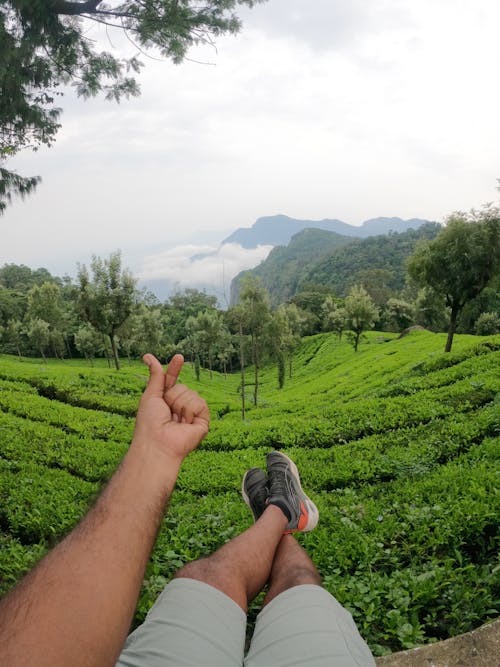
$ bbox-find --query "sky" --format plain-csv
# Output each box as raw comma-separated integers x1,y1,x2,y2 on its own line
2,0,500,301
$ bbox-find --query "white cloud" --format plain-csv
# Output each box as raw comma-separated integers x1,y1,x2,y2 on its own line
2,0,500,278
137,242,273,303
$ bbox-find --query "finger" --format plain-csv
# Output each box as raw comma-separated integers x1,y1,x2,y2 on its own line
181,396,207,424
164,354,184,391
164,383,190,406
142,354,165,397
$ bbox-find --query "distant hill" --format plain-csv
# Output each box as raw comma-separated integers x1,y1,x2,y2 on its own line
302,223,441,297
222,214,434,249
230,222,442,305
230,228,354,306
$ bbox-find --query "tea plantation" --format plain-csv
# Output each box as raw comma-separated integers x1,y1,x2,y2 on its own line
0,329,498,656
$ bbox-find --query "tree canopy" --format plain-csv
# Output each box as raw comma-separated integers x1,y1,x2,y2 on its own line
0,0,263,212
408,206,500,352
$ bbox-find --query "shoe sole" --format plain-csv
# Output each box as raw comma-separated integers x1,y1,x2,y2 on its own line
269,452,319,532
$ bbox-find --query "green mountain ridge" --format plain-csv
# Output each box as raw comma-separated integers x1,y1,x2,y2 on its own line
231,222,442,305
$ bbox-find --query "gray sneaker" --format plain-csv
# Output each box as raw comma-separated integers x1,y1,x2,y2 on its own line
242,467,268,522
266,451,319,533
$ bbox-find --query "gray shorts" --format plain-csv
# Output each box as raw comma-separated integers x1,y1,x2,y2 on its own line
117,578,375,667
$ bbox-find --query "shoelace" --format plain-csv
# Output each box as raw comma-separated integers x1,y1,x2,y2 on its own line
268,464,288,497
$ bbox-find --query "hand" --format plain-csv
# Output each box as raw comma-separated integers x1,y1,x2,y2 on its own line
132,353,210,464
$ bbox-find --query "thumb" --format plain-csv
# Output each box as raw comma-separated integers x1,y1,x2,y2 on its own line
142,354,165,396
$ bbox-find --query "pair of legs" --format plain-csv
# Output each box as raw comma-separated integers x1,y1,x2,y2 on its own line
175,504,320,613
117,454,375,666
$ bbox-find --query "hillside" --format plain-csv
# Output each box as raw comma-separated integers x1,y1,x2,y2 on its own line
231,222,441,304
0,330,498,657
303,222,441,296
230,227,354,306
222,214,434,249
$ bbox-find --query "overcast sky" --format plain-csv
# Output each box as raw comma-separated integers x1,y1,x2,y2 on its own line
2,0,499,299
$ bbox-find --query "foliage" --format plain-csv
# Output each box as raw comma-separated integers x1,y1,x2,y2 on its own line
300,224,441,298
0,0,264,211
474,311,500,336
385,298,414,332
344,285,379,352
77,251,136,370
408,207,500,352
0,330,499,656
231,228,353,306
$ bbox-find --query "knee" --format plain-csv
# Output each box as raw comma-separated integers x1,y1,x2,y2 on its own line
278,565,322,589
174,558,212,582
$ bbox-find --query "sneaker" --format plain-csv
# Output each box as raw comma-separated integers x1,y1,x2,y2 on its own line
266,451,319,533
242,467,268,522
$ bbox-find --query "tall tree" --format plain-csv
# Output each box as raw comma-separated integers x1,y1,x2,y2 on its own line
322,296,346,341
26,281,66,357
226,304,247,419
408,207,500,352
278,303,304,379
77,251,136,370
185,309,226,378
0,0,264,212
239,276,271,406
344,285,379,352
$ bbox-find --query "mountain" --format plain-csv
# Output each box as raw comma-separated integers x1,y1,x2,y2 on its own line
230,228,354,306
230,222,442,305
222,214,434,249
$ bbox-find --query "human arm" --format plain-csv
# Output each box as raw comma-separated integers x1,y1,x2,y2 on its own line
0,354,209,667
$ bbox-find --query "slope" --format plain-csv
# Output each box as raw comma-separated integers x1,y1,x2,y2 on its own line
0,330,498,657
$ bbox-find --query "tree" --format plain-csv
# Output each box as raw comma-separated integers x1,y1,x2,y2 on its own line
5,318,24,357
77,251,136,370
475,312,500,336
0,1,264,212
226,304,247,419
165,288,218,344
344,285,379,352
26,281,66,357
408,207,500,352
239,276,271,406
26,317,50,361
278,303,304,379
185,308,226,378
385,298,414,332
74,323,104,364
322,296,346,341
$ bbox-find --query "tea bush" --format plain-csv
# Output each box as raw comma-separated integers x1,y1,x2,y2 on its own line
0,330,498,655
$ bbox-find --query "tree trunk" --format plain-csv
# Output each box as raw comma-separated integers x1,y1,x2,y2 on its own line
354,331,360,352
239,321,245,420
445,306,459,353
252,334,258,406
289,355,293,379
110,334,120,370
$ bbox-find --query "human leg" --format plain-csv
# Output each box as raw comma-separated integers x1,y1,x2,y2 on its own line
174,503,287,612
117,504,287,667
244,453,375,667
263,534,321,606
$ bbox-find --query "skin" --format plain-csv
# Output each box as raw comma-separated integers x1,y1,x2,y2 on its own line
0,353,209,667
0,353,322,667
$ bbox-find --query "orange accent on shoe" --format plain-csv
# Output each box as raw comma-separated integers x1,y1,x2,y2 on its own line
297,501,308,531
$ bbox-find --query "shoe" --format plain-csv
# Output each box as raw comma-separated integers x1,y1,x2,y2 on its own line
242,467,268,522
266,451,319,533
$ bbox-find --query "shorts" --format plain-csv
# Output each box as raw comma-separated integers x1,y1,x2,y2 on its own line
116,578,375,667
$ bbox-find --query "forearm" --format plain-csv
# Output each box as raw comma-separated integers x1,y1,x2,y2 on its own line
0,442,181,667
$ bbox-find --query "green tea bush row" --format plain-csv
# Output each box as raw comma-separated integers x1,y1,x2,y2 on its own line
0,459,98,543
0,411,126,481
0,389,134,442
